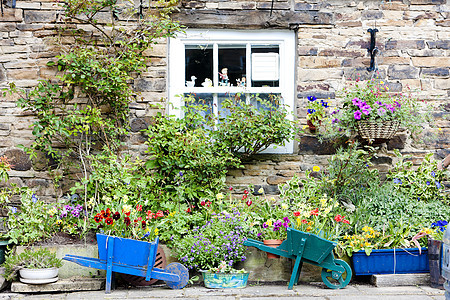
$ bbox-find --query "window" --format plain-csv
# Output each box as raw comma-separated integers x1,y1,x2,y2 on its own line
168,30,296,153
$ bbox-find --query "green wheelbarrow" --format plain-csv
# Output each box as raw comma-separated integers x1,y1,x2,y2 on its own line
244,227,352,289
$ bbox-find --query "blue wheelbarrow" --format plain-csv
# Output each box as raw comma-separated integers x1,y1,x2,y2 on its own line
244,227,352,289
63,234,189,293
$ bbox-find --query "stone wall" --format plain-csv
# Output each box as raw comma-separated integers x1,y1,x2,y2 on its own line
0,0,449,198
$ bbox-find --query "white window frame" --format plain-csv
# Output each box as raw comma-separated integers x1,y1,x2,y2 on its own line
168,29,296,154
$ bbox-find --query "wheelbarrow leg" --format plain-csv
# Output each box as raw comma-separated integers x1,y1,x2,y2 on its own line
288,237,306,290
105,236,115,294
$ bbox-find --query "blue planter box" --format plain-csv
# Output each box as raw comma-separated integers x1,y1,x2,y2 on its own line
201,271,249,288
352,248,429,275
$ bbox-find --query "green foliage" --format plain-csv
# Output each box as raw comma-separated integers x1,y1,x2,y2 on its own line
3,248,63,281
387,151,448,203
144,106,241,203
212,94,298,158
173,210,255,271
5,189,54,245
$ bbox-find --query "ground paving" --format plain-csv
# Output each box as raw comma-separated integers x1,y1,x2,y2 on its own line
0,283,445,300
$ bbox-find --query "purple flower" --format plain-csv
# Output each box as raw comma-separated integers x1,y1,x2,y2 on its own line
361,109,370,115
377,107,386,116
375,101,382,106
283,217,290,223
352,98,361,106
354,110,362,120
393,178,402,185
435,181,442,189
332,118,340,124
262,222,268,229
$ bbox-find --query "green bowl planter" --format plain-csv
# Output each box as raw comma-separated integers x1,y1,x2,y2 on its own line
352,247,429,275
201,271,249,289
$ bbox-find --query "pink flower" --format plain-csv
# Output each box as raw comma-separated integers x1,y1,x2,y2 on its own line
354,110,362,120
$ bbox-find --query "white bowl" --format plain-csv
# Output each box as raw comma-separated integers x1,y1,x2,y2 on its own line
19,267,59,280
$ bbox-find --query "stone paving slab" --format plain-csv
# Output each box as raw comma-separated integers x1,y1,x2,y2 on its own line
11,278,104,293
0,283,445,299
371,273,430,287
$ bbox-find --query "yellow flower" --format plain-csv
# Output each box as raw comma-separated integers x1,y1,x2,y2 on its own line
421,228,433,235
365,242,371,247
320,198,327,207
266,219,273,227
216,193,224,200
380,81,384,84
270,197,276,202
169,211,176,217
123,204,132,212
154,228,159,236
313,166,320,172
281,203,288,210
123,195,129,203
306,226,312,232
56,219,62,225
258,188,264,194
48,208,57,215
303,125,308,130
438,128,442,131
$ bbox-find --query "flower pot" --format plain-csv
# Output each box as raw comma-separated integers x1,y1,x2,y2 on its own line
352,247,429,275
263,239,283,259
428,238,445,289
307,119,321,132
19,267,59,284
201,271,249,288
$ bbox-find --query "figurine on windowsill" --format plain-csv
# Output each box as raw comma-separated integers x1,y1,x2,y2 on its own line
219,68,229,86
201,78,213,87
186,76,197,87
236,76,246,87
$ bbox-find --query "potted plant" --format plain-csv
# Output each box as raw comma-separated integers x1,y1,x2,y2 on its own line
3,248,63,284
321,79,431,142
173,210,255,283
305,96,328,132
201,261,249,289
412,220,448,289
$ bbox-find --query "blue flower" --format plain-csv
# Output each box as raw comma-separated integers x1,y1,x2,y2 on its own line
431,171,436,177
426,181,430,186
10,207,17,214
307,109,316,114
435,181,442,189
178,171,183,177
432,220,448,232
393,178,402,185
307,96,317,102
32,194,38,203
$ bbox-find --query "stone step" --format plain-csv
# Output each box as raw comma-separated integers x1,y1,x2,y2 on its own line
370,273,430,287
11,277,104,293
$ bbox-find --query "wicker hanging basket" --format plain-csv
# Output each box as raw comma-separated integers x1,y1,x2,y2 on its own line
356,120,400,140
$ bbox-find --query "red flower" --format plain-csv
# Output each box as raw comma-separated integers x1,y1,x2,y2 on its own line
200,200,206,206
124,217,131,226
105,208,111,217
136,204,143,212
105,217,114,225
242,194,248,200
125,211,131,217
301,219,308,224
343,219,350,224
156,210,164,218
94,213,102,223
137,217,142,221
101,210,108,218
293,211,301,217
206,201,211,207
141,221,146,229
134,219,138,223
246,200,252,206
334,215,344,222
244,190,249,195
229,186,233,191
186,207,191,213
113,212,120,220
310,208,319,216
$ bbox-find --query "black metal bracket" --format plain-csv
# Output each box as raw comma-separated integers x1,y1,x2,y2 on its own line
367,28,379,72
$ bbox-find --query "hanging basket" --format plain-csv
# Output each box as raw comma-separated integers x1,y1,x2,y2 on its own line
356,120,400,140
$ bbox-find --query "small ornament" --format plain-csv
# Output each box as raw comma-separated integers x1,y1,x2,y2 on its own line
236,76,246,87
186,76,197,87
201,78,213,87
219,68,229,86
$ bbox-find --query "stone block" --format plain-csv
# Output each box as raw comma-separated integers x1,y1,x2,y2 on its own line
134,78,166,92
2,149,31,171
297,91,335,100
361,10,384,20
298,135,346,155
385,40,426,50
11,278,104,293
318,49,364,58
370,273,430,287
388,65,420,80
421,68,449,77
1,9,23,22
427,40,450,49
256,2,290,10
298,57,341,68
435,79,450,90
412,57,450,67
267,175,289,185
344,67,386,81
24,11,57,23
410,0,445,4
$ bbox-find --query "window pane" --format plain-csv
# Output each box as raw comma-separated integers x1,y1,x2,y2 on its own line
217,93,246,120
185,45,213,88
218,45,246,87
183,93,213,119
250,93,281,111
251,45,280,87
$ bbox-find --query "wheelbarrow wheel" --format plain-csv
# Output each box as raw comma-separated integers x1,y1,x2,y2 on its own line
164,262,189,289
321,259,352,289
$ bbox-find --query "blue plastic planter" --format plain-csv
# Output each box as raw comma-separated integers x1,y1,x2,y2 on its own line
202,271,249,288
352,248,429,275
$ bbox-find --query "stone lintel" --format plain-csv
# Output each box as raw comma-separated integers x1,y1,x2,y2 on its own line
173,9,334,29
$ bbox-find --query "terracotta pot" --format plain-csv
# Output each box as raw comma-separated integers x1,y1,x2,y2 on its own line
306,119,316,132
263,239,283,259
